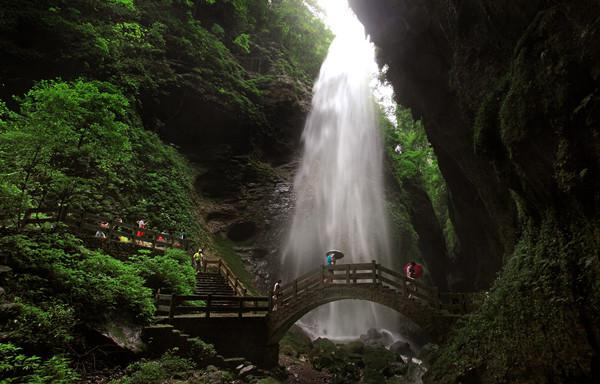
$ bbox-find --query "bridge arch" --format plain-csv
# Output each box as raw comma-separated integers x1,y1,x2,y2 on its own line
267,282,440,344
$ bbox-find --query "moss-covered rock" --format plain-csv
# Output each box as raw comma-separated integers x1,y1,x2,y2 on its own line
424,211,600,383
352,0,600,382
279,325,312,358
362,346,402,384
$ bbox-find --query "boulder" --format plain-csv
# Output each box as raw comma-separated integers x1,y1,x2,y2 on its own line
97,320,144,354
385,361,408,376
360,328,396,348
345,340,365,354
390,341,414,358
238,364,256,377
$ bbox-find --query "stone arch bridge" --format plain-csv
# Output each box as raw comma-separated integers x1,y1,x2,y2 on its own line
267,262,478,344
156,261,480,366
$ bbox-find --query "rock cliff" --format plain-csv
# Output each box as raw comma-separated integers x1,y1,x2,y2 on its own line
351,0,600,381
350,0,599,290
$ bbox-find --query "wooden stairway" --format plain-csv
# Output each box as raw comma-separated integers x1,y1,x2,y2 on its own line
195,272,237,308
195,272,235,296
156,271,239,316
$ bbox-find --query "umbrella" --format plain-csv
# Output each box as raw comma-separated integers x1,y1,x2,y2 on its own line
326,250,345,260
403,262,424,278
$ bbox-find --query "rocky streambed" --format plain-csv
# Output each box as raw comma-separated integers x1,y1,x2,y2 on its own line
278,325,431,384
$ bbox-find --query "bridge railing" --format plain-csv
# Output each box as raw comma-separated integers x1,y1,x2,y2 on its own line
277,261,443,310
376,264,440,307
164,294,270,319
201,258,251,296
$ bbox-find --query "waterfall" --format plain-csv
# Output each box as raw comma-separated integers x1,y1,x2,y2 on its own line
281,9,398,339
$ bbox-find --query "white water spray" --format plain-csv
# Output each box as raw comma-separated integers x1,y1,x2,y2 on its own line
281,6,398,339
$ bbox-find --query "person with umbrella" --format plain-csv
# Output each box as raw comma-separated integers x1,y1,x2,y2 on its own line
404,261,423,298
404,261,423,279
325,250,344,283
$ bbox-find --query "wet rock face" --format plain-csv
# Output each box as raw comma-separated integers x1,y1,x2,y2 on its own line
350,0,600,290
226,221,257,242
197,159,297,292
162,74,311,164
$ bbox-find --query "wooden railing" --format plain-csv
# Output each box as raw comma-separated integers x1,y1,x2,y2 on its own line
276,261,477,314
201,258,252,297
23,208,193,252
159,293,270,319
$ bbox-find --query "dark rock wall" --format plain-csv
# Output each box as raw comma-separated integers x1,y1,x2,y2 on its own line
350,0,599,290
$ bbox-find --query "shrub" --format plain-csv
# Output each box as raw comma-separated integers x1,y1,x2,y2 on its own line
0,300,75,353
56,250,155,323
425,212,600,383
130,248,195,294
188,338,217,361
1,231,155,325
0,343,79,383
113,351,194,384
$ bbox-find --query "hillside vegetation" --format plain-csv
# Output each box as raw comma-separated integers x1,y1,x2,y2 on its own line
0,1,332,381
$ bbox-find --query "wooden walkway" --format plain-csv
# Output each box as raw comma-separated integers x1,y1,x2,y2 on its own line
24,207,480,347
148,260,481,366
266,262,480,343
156,260,480,343
276,262,479,314
23,207,193,252
157,259,268,319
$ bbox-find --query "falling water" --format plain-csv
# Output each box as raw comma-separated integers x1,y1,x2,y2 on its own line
281,8,397,339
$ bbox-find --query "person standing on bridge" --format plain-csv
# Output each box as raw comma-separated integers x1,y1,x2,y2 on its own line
405,261,423,299
272,279,282,311
326,253,335,283
407,261,417,279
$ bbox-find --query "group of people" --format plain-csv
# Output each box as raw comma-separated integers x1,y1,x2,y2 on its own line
270,256,425,311
94,217,185,248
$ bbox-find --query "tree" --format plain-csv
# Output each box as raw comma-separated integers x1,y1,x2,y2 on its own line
384,106,452,289
0,79,132,226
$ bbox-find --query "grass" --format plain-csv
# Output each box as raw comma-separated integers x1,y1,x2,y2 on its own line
213,235,257,295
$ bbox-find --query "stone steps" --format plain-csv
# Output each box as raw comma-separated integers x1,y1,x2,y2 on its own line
194,272,237,307
143,324,249,368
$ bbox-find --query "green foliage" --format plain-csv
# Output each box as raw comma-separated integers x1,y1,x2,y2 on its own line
188,337,217,361
382,106,452,260
280,325,312,357
0,78,203,242
0,0,332,171
233,33,251,53
118,126,202,236
426,211,600,383
384,107,444,203
113,351,195,384
107,0,137,11
0,343,79,384
0,182,23,227
308,338,362,383
1,231,155,325
0,300,75,353
213,235,256,293
265,0,333,79
130,248,195,294
0,79,132,225
362,346,397,384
